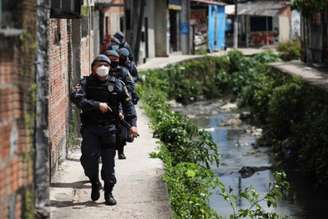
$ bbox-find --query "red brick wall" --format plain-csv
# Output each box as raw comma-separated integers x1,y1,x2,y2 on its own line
48,18,95,172
48,19,70,173
0,0,36,217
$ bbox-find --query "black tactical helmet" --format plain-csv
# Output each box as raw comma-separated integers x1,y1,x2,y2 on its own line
114,31,125,43
91,54,111,67
111,36,121,45
118,47,130,58
104,50,120,58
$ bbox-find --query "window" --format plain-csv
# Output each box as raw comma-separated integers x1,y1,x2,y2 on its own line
250,16,273,32
54,20,61,45
50,0,82,19
0,0,20,29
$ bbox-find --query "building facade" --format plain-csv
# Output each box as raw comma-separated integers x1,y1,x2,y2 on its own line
0,0,103,217
226,0,292,48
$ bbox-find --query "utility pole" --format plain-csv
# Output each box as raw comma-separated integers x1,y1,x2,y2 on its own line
126,0,145,63
233,0,238,48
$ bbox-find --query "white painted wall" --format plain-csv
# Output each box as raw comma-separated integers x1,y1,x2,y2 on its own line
291,10,301,39
279,16,290,42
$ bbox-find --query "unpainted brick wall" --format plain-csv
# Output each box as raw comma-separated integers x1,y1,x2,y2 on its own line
0,0,36,217
48,19,70,173
48,18,96,173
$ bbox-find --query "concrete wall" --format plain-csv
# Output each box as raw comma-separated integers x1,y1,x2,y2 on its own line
279,16,290,42
180,0,191,54
155,0,168,57
291,10,301,39
103,0,125,37
140,0,156,60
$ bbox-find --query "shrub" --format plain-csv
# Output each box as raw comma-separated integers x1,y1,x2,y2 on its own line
138,51,291,218
277,40,301,61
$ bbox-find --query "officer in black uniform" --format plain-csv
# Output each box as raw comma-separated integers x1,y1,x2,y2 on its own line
104,50,138,160
71,55,138,205
107,36,120,52
113,31,134,62
118,47,140,84
104,50,138,105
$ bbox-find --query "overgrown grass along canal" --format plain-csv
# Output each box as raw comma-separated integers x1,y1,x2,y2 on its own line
138,51,300,219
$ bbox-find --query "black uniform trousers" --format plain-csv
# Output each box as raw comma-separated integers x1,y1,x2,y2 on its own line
80,124,117,186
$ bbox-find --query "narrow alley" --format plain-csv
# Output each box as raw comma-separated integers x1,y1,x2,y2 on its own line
1,0,328,218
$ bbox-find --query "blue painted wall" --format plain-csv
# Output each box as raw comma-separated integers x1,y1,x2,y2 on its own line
208,5,226,52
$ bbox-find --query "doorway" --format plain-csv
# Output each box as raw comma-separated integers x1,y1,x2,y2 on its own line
169,10,180,52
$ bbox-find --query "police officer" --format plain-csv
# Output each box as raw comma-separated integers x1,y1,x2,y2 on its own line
107,36,120,52
71,55,138,205
104,50,138,105
103,50,137,160
118,47,140,84
113,31,134,62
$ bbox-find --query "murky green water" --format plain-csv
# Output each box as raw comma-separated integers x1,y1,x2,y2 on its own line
173,100,328,218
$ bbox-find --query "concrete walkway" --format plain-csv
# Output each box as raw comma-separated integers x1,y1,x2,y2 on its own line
138,48,271,71
50,106,171,219
271,61,328,90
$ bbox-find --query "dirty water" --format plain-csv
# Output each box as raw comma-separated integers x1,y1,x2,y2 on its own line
172,99,327,218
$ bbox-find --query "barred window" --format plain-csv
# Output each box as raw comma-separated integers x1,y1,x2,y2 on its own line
50,0,82,19
0,0,20,29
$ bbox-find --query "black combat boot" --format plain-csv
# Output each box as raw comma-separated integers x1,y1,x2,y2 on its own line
90,178,102,201
118,153,126,160
104,183,117,205
117,145,126,160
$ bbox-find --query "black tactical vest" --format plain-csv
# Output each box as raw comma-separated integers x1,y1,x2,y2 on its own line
81,75,120,125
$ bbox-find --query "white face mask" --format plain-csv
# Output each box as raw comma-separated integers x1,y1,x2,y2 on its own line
96,65,109,77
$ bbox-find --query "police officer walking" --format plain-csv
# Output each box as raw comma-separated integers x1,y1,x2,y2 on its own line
104,50,138,159
71,55,138,205
118,47,140,84
113,31,134,62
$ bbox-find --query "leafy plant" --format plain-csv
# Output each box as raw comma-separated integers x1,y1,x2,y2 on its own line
292,0,328,17
218,172,289,219
277,40,301,61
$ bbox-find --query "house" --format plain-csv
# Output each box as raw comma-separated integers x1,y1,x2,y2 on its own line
97,0,126,52
226,0,293,48
190,0,226,53
125,0,192,63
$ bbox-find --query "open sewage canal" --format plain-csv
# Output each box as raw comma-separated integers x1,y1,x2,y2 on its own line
172,99,327,218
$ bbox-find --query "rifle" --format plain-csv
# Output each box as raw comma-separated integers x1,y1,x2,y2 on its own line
106,105,139,137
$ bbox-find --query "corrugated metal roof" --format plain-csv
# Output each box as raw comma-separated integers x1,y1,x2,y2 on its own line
191,0,225,6
94,0,112,4
237,1,289,16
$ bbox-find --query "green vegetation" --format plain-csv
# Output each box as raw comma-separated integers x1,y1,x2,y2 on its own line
141,50,328,192
23,189,35,219
138,50,290,218
292,0,328,17
277,40,301,61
